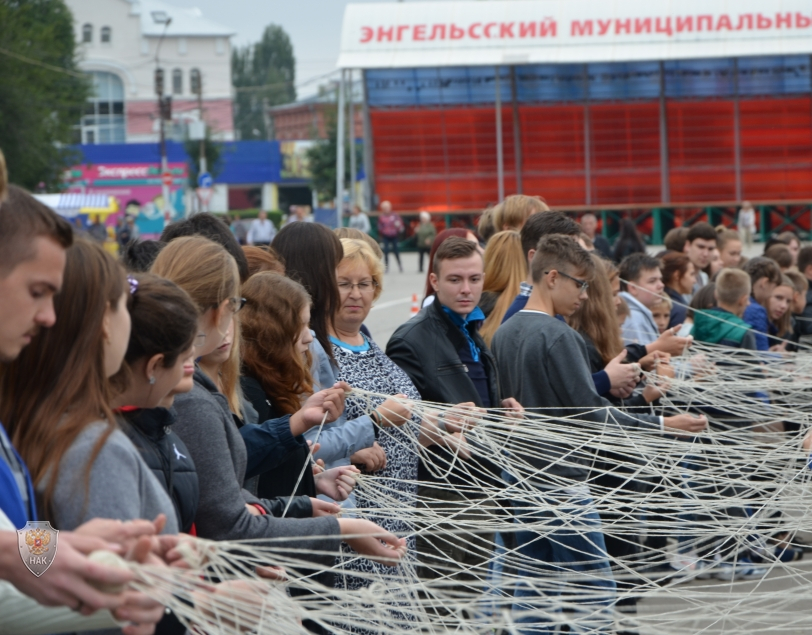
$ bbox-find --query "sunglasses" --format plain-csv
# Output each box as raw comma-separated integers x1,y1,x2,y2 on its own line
545,270,589,293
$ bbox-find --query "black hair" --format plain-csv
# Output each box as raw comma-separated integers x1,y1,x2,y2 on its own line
797,245,812,274
121,240,165,272
520,212,580,260
160,213,249,283
612,219,647,263
618,252,662,291
272,223,343,360
686,222,717,244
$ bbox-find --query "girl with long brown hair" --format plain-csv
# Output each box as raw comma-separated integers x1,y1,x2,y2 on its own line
0,240,177,531
0,238,166,635
240,271,402,503
767,275,796,350
570,254,669,406
479,231,526,345
151,236,407,565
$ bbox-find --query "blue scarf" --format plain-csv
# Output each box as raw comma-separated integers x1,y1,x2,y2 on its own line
442,305,485,362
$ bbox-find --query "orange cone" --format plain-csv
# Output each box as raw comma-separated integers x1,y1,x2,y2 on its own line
410,293,420,316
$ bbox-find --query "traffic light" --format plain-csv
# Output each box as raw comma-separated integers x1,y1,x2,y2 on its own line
154,68,164,96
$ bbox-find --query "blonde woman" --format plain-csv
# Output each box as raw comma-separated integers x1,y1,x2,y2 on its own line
479,231,526,345
491,194,548,232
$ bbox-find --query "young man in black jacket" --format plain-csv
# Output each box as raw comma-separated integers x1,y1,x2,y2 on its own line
387,237,522,598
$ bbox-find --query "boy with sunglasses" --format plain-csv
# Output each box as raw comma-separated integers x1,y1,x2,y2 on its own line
491,235,706,634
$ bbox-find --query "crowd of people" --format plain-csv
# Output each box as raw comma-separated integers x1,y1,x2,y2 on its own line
1,146,810,635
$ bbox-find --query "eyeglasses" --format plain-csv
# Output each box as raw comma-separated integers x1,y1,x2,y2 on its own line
337,280,378,294
545,270,589,292
227,297,247,314
194,332,207,349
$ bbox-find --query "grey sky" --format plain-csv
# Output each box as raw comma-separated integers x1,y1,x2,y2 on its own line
163,0,391,97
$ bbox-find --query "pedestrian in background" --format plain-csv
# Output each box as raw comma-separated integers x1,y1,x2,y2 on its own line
87,215,107,243
738,201,757,248
348,205,371,234
377,200,404,273
230,213,248,245
580,213,612,260
246,210,276,246
414,211,436,273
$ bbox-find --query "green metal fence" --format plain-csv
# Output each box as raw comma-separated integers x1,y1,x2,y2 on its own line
359,201,812,249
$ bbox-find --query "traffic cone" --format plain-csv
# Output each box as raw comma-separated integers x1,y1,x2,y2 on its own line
410,293,419,316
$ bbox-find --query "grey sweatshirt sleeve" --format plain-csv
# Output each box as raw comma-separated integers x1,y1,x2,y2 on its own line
548,332,661,433
172,393,341,564
48,425,179,534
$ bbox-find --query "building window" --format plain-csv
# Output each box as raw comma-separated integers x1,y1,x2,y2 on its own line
178,37,187,55
215,38,224,55
100,26,111,43
172,68,183,95
79,71,125,144
190,68,201,95
82,23,92,43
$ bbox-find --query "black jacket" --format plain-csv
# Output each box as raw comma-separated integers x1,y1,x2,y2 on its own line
119,408,199,533
386,299,502,493
240,375,316,501
665,286,688,330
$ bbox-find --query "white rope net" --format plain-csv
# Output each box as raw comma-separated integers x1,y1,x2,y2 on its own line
108,321,812,635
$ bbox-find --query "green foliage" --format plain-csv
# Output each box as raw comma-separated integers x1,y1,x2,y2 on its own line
306,103,362,204
228,209,284,228
232,24,296,140
184,134,223,187
0,0,90,189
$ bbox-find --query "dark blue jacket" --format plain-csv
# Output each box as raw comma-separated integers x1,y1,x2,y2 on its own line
743,296,770,351
665,286,688,330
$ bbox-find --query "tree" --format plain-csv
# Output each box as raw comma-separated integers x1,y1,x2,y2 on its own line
306,101,362,205
184,134,223,188
0,0,89,190
232,25,296,140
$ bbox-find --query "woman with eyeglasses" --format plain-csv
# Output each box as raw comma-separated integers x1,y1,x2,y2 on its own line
272,223,412,479
150,236,408,567
328,238,423,598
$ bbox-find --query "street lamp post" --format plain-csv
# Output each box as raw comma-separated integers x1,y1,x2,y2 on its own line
152,12,172,219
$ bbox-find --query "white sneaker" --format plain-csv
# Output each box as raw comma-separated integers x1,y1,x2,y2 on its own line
670,552,699,573
714,558,767,581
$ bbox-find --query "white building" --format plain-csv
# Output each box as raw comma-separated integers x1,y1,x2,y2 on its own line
65,0,235,143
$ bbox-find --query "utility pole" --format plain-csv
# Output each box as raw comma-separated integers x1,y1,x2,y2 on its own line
348,71,356,209
191,69,206,175
152,12,172,218
155,68,171,217
336,71,346,228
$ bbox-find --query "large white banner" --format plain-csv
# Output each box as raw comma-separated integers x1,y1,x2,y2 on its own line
338,0,812,68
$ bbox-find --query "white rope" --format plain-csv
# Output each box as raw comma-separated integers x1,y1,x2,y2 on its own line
103,345,812,634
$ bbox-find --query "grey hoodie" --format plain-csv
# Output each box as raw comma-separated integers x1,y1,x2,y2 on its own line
172,369,340,564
